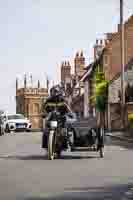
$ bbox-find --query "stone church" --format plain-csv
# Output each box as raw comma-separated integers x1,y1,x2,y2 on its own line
61,51,85,85
16,75,48,130
60,51,86,117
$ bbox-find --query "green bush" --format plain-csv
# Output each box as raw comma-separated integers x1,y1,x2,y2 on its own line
128,119,133,129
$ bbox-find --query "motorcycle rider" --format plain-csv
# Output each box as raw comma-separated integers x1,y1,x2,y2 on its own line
42,84,72,149
44,85,70,114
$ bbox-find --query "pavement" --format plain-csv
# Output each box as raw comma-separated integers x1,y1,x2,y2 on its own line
0,132,133,199
107,131,133,143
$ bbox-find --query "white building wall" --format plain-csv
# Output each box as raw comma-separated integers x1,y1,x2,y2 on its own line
84,80,89,117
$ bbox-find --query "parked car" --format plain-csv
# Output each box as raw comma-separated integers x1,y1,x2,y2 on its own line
0,116,5,135
3,114,31,133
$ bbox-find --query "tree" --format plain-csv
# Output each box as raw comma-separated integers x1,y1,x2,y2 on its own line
90,66,108,128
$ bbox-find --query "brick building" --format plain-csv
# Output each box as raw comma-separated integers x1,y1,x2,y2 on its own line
78,39,105,118
16,75,48,130
60,15,133,128
108,58,133,130
103,15,133,80
101,15,133,130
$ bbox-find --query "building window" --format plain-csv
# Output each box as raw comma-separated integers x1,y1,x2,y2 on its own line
26,104,29,117
125,84,133,102
104,55,109,66
34,103,40,114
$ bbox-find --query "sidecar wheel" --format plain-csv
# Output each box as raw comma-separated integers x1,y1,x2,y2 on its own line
48,131,55,160
99,147,104,158
56,150,61,159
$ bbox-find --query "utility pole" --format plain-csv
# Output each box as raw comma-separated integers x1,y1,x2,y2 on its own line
120,0,125,128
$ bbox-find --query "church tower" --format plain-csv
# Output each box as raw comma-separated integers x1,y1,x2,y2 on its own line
94,39,105,60
61,61,71,84
74,51,85,78
16,75,48,130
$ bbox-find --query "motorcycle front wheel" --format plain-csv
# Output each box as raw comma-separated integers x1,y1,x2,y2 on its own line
99,147,104,158
48,130,56,160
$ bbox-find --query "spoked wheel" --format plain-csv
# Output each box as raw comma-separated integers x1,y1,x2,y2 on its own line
48,130,56,160
99,127,104,158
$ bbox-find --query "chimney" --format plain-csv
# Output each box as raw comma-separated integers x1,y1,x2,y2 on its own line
80,51,83,57
61,62,64,67
16,78,18,90
100,39,103,45
37,80,40,88
96,39,99,45
24,74,27,89
76,52,79,57
104,39,109,46
106,33,113,41
46,77,49,90
30,74,33,88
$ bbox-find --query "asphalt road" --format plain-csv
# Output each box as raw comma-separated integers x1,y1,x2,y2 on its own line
0,132,133,200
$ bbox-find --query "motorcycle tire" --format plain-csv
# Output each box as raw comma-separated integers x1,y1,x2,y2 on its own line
99,128,104,158
99,147,104,158
56,150,61,159
48,130,55,160
5,125,10,133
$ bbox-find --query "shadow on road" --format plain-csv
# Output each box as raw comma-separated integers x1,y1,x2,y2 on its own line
0,154,98,161
0,155,47,160
59,154,98,160
22,183,133,200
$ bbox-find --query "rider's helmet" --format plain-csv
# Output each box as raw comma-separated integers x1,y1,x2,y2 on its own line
50,84,62,97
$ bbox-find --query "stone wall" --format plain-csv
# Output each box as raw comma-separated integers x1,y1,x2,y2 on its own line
110,103,122,130
108,63,133,130
108,76,121,103
16,87,48,130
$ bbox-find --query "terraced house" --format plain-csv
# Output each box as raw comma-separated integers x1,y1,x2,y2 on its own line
60,15,133,130
102,15,133,130
73,14,133,130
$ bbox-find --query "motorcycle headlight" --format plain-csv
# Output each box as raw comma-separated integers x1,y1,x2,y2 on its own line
50,121,58,128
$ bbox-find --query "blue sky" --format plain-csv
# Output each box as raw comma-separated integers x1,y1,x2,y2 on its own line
0,0,133,113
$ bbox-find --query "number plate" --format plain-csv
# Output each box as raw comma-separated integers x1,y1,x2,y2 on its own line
18,125,25,128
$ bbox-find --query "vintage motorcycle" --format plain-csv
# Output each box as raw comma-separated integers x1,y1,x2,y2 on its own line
42,106,104,160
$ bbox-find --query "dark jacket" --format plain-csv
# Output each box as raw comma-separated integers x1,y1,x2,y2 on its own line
43,95,71,115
